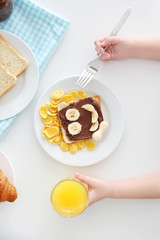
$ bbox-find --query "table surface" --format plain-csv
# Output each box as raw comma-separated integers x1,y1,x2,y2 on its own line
1,0,160,239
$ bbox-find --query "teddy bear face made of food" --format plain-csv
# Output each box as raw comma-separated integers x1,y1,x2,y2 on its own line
58,95,104,143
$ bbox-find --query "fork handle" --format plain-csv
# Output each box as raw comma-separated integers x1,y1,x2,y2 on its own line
109,7,131,37
99,7,131,58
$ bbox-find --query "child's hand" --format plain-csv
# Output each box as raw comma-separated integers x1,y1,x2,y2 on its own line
76,172,160,203
75,172,111,206
94,36,133,61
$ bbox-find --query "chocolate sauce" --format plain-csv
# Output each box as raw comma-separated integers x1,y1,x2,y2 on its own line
59,97,104,141
0,0,13,21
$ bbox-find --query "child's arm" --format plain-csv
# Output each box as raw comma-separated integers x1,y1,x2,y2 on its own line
131,38,160,60
76,172,160,206
94,36,160,61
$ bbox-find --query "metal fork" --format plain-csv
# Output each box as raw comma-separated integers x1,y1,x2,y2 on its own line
76,7,131,88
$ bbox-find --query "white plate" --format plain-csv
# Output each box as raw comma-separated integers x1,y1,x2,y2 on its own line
34,76,124,167
0,151,14,185
0,30,39,120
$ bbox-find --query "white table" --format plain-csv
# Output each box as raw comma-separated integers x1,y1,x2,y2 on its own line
1,0,160,239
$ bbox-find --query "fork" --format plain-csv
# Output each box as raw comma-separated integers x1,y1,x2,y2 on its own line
76,7,131,88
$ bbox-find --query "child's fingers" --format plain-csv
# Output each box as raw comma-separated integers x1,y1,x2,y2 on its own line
100,52,112,61
95,47,103,56
94,36,105,46
94,41,102,54
95,46,112,60
75,172,95,187
100,36,119,48
94,37,106,51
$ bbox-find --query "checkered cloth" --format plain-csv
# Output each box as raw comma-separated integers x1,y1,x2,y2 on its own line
0,0,69,140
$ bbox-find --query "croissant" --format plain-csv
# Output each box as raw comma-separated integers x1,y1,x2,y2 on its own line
0,169,17,202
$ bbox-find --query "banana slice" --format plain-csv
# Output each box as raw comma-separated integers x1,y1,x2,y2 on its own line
90,121,99,131
81,104,95,112
58,102,68,111
82,104,98,123
92,110,98,123
68,122,82,135
66,108,80,121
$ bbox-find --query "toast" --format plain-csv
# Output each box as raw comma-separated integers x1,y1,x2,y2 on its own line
0,35,28,77
0,63,17,97
58,95,104,143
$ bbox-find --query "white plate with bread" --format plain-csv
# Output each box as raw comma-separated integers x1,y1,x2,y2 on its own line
34,76,124,167
0,30,39,120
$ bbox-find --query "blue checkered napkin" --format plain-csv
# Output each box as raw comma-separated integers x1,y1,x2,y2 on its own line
0,0,69,140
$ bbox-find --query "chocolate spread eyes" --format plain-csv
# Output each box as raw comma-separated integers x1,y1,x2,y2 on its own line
0,0,13,21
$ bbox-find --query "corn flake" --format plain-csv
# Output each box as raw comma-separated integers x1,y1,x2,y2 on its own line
69,143,78,154
51,90,64,99
46,102,51,108
41,116,53,125
45,127,59,138
48,137,55,143
46,111,56,117
68,91,79,99
77,90,87,99
42,126,48,132
85,140,95,150
49,107,57,113
62,95,74,103
50,122,59,128
51,99,60,105
60,142,69,152
53,135,62,144
40,106,48,118
52,116,59,123
76,141,85,150
42,132,47,139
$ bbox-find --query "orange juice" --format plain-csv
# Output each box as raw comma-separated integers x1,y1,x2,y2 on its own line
51,179,88,217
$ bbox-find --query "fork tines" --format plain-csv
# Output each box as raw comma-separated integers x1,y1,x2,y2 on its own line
76,67,96,88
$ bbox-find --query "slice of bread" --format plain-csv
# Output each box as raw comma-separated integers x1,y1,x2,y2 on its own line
0,35,28,77
58,95,103,143
0,62,17,97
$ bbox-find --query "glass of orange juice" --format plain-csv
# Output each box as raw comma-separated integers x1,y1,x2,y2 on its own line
51,179,88,217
